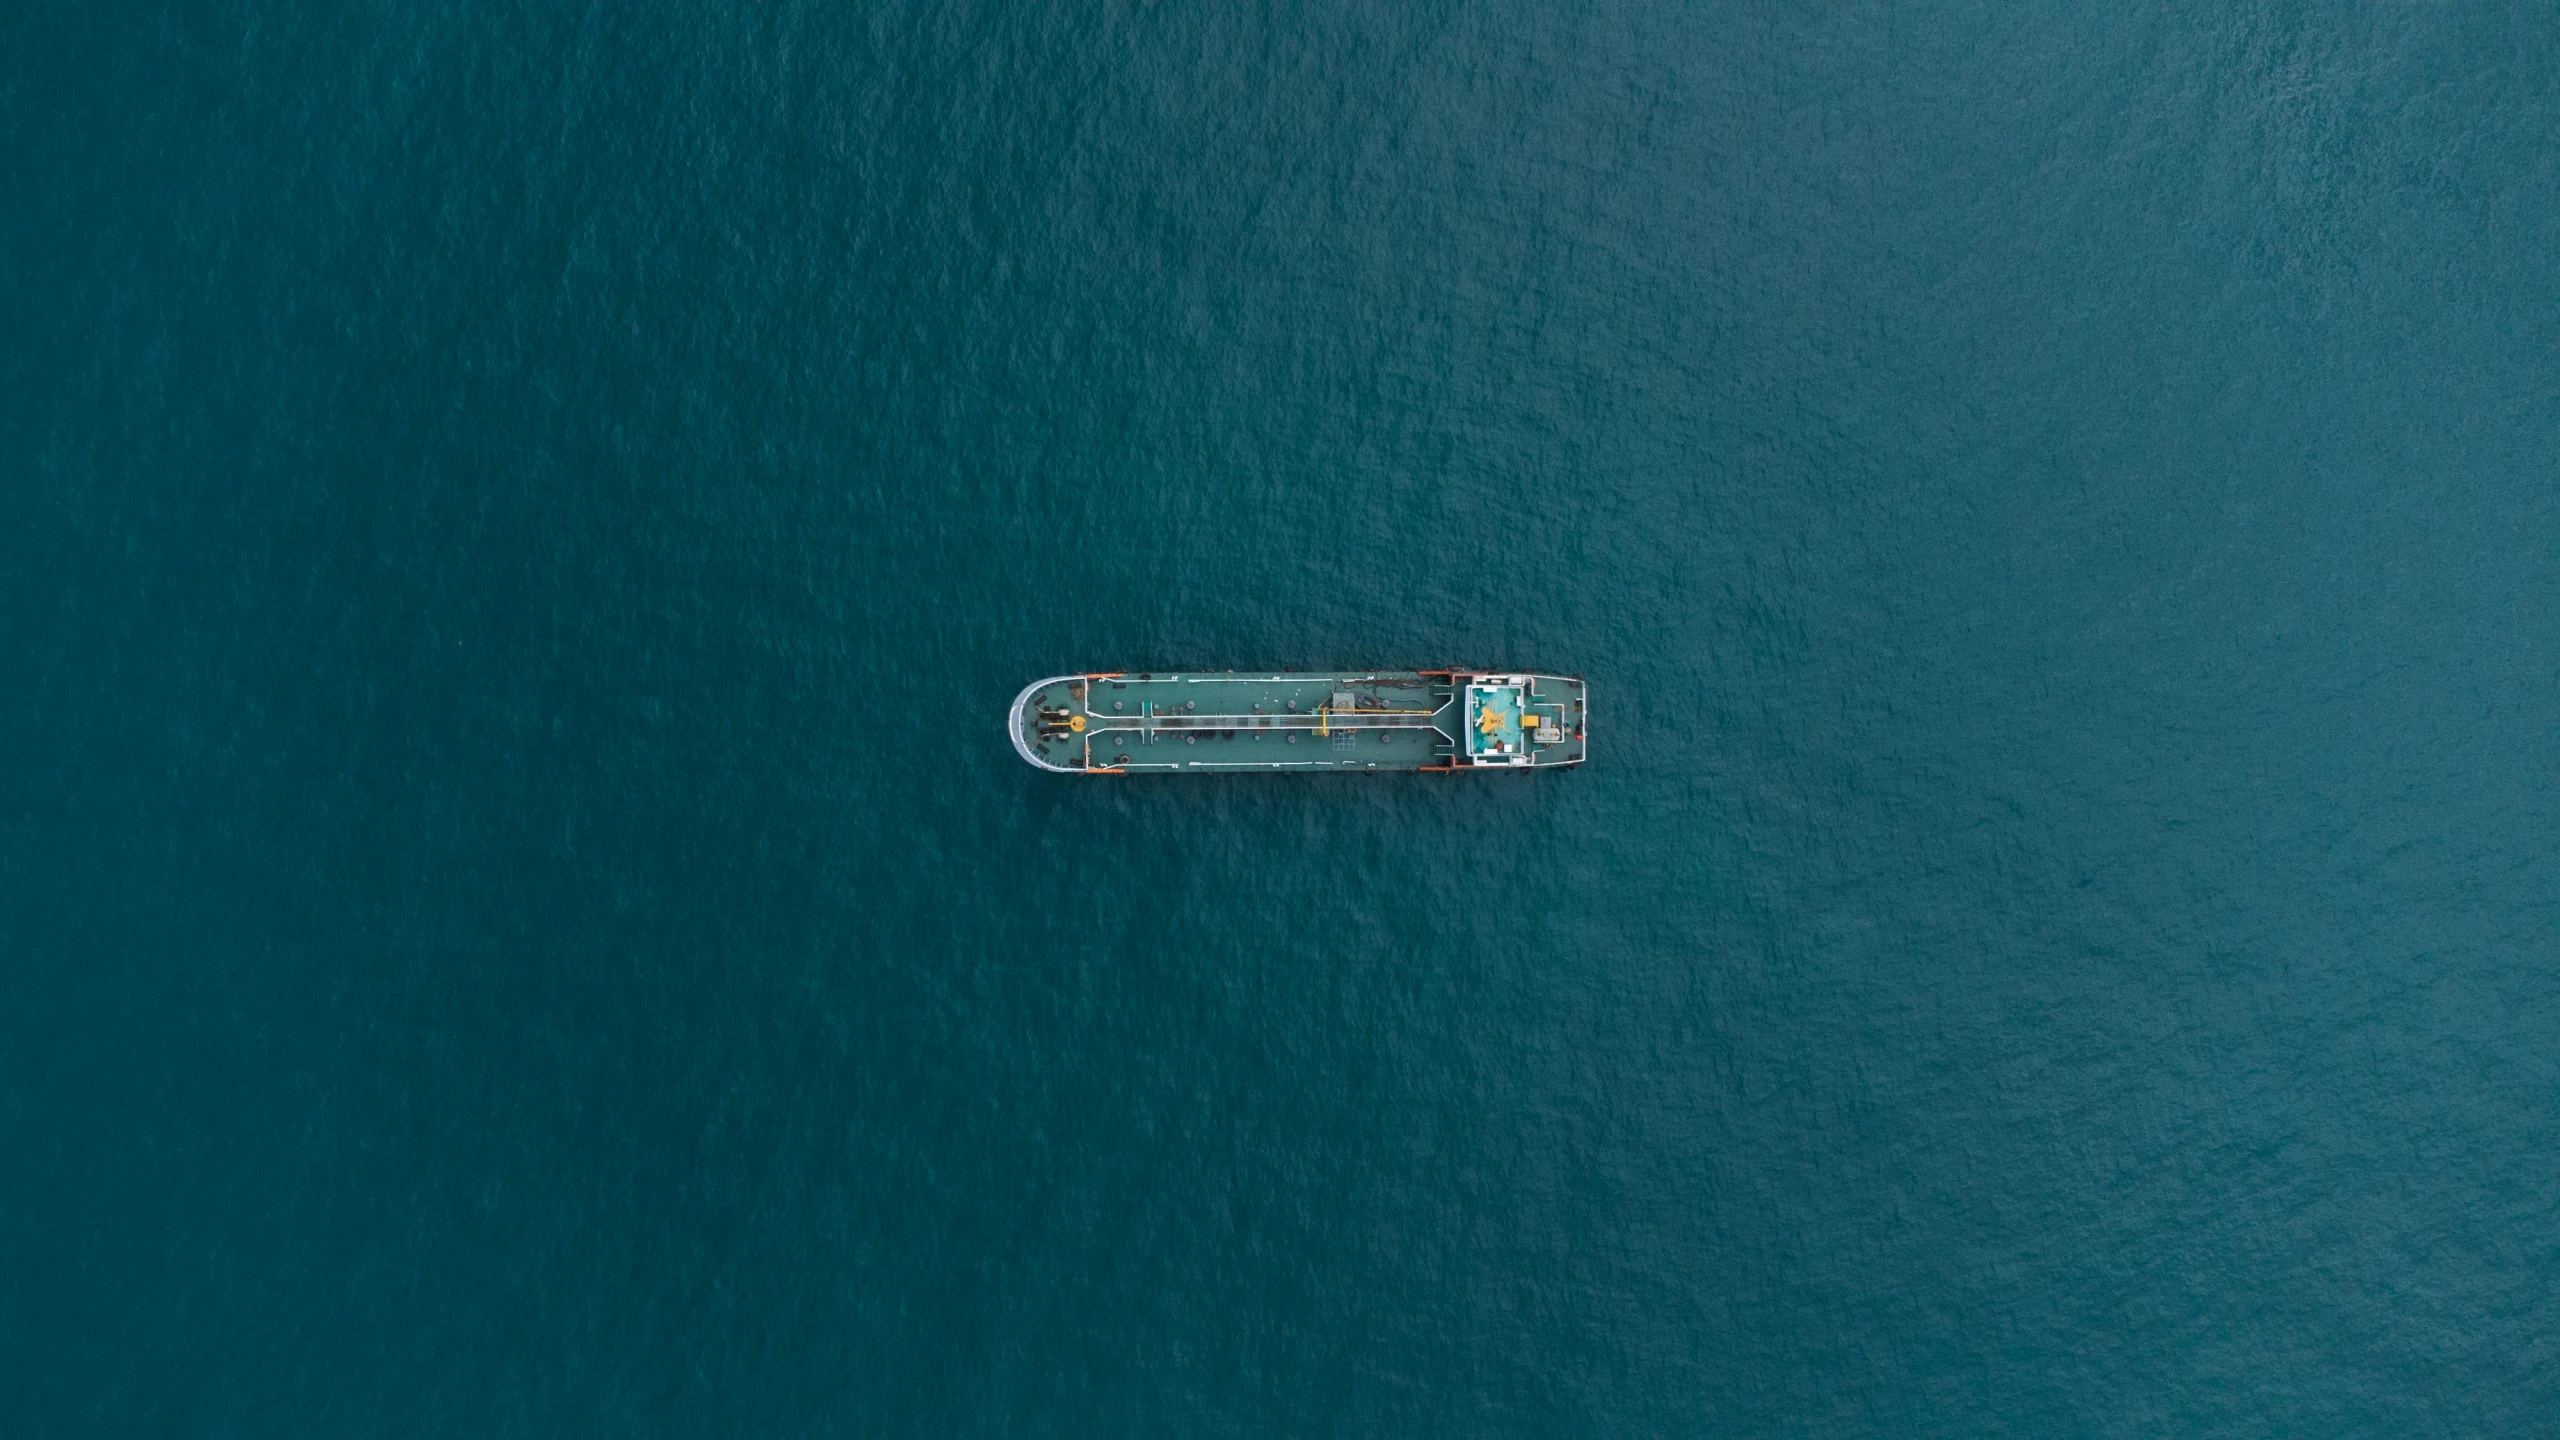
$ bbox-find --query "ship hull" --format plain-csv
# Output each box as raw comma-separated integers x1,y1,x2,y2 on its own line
1008,671,1587,773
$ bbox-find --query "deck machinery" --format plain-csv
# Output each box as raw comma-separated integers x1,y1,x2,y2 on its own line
1008,671,1587,774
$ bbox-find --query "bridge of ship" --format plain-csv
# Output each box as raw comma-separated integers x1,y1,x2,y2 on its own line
1019,672,1582,771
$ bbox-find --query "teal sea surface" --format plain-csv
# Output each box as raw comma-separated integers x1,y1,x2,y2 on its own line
6,2,2557,1433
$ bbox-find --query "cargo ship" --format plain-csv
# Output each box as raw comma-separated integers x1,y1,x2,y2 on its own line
1008,671,1586,773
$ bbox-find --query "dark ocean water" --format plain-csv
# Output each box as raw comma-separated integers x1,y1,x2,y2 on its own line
6,2,2558,1433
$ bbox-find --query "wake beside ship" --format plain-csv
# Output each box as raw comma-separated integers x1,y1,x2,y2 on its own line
1008,671,1586,774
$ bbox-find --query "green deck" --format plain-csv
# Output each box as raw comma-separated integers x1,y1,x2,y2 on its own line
1009,671,1587,774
